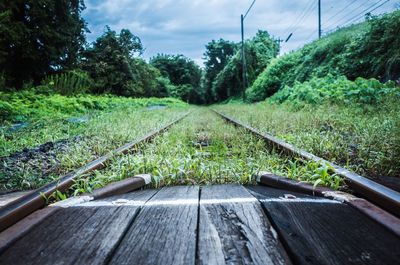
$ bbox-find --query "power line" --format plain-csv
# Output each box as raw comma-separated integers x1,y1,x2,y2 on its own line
324,0,376,30
291,0,317,35
283,0,314,36
323,0,361,26
283,0,315,37
339,0,390,28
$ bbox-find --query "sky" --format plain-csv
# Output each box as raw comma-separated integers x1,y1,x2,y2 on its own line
82,0,399,66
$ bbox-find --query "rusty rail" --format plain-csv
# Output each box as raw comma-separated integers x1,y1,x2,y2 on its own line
0,112,189,232
212,109,400,217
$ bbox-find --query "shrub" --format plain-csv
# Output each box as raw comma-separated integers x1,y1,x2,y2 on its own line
269,75,399,106
247,10,400,102
42,70,93,95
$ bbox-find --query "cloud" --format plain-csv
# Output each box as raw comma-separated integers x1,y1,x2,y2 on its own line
83,0,399,66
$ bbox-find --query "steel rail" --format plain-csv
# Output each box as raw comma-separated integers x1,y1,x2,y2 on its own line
0,112,190,232
212,109,400,216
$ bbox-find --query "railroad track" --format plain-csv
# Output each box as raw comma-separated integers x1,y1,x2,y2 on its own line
212,109,400,216
0,109,399,265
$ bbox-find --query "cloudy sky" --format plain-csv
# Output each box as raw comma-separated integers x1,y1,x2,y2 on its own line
83,0,399,66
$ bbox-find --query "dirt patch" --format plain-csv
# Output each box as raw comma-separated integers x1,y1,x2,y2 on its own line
0,136,86,191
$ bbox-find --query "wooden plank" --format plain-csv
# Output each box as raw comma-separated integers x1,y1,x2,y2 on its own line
250,185,400,265
0,189,158,265
0,207,60,253
109,185,199,265
197,184,291,265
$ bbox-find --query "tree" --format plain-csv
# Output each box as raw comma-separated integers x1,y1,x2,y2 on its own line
82,27,152,96
203,39,237,102
150,54,203,103
0,0,87,88
211,30,279,101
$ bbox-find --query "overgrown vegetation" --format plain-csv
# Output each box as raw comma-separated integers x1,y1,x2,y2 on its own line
246,11,400,102
0,0,87,88
150,54,203,103
1,1,398,195
0,96,188,190
270,75,399,106
0,89,186,124
69,109,342,195
215,98,400,181
207,31,279,102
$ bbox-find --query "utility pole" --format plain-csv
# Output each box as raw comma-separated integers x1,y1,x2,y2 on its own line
241,0,256,101
318,0,322,38
241,14,246,101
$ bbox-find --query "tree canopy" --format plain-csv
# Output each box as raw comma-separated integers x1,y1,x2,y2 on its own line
203,39,237,103
150,54,203,103
0,0,87,88
210,30,279,102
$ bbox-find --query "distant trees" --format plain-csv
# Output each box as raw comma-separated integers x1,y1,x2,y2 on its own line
203,39,237,103
207,31,279,102
0,0,283,104
0,0,87,88
150,54,203,103
81,27,161,97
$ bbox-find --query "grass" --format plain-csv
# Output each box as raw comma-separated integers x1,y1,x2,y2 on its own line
215,100,400,180
69,108,342,196
0,93,189,190
0,91,187,156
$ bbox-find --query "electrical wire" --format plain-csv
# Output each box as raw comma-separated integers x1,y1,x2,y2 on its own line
283,0,315,38
324,0,386,31
338,0,391,28
323,0,363,26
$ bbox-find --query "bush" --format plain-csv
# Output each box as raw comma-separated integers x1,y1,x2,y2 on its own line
247,10,400,102
269,75,399,106
0,90,188,123
42,70,93,95
212,30,279,102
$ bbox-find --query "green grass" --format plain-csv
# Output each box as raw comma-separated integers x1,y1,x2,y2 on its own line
70,108,342,196
215,101,400,180
0,92,189,190
0,92,187,156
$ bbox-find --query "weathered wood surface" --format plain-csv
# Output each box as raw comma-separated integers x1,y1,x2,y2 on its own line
248,185,400,265
0,189,158,265
197,184,291,265
109,185,199,265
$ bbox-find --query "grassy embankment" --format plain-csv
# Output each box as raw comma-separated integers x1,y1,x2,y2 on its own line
216,92,400,182
223,11,400,184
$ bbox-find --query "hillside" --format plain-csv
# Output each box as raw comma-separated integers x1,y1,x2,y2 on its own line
246,10,400,102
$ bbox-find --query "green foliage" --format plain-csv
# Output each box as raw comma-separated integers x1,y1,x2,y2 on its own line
211,30,279,102
71,109,339,192
42,70,93,95
1,99,189,190
215,98,400,179
270,75,399,106
0,90,187,123
0,0,87,88
247,10,400,102
82,27,148,96
150,54,203,103
203,39,238,103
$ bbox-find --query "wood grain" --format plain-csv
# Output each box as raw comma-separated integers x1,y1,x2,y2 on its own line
109,185,199,265
250,185,400,265
197,184,291,265
0,189,158,265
